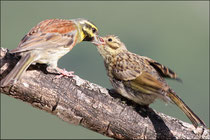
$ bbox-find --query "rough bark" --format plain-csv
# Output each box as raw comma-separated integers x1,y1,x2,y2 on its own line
0,47,209,139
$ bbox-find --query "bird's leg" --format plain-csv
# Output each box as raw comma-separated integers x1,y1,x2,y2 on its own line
55,67,74,78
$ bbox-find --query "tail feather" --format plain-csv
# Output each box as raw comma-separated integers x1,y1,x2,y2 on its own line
1,53,34,87
167,89,205,128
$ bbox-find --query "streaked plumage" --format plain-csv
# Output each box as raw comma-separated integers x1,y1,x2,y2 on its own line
1,18,100,87
96,35,205,128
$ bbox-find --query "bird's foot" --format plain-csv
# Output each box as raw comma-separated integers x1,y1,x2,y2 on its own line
55,68,75,78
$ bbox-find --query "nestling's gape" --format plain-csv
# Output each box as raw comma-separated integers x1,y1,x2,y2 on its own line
1,18,101,87
96,35,205,128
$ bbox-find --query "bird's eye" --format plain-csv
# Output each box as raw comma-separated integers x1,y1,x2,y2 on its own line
108,38,112,42
92,28,96,33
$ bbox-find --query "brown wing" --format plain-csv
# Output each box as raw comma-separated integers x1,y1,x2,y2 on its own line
112,53,170,98
143,56,182,82
10,19,78,53
125,71,169,96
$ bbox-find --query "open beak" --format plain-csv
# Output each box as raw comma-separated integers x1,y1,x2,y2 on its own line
92,35,105,46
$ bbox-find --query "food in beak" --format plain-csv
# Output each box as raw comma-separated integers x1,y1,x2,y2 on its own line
92,36,105,46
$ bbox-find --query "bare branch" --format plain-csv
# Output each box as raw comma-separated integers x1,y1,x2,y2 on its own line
0,47,209,139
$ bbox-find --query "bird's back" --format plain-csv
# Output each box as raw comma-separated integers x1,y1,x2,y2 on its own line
110,51,165,82
10,19,77,54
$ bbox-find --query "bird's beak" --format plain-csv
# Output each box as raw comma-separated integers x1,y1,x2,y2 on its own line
92,36,105,46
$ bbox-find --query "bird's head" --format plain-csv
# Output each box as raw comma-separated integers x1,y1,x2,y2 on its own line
75,18,101,44
96,35,127,58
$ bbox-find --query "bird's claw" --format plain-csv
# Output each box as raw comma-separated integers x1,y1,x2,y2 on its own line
55,68,75,78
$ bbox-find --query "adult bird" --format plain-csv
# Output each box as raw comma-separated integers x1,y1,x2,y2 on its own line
95,35,205,128
1,18,101,87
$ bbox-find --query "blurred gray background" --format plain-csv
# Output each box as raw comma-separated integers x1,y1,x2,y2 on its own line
1,1,209,139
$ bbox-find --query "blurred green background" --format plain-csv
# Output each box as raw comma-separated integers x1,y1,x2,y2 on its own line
1,1,209,139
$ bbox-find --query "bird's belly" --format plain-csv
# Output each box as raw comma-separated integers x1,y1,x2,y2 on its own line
35,47,70,65
111,79,157,105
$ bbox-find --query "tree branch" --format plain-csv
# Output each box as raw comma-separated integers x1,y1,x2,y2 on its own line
0,47,209,139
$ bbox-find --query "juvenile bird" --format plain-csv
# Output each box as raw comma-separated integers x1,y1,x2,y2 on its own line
96,35,205,128
1,18,101,87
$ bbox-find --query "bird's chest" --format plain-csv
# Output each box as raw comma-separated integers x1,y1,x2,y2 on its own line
104,56,116,78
